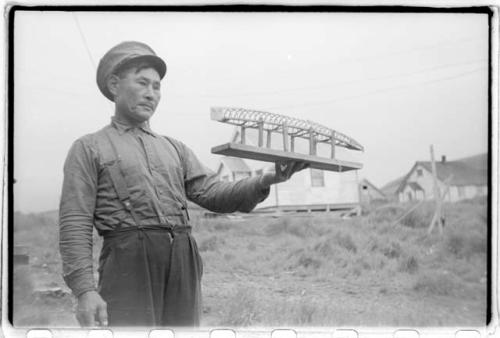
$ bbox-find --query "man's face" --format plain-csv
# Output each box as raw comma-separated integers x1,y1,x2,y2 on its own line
112,67,162,125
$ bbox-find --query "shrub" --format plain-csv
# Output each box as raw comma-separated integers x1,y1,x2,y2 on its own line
199,235,224,252
334,232,357,253
370,204,406,222
220,288,260,326
286,248,322,270
443,230,486,259
465,234,487,257
264,217,316,238
413,272,459,296
398,254,419,274
293,301,317,325
400,207,431,229
313,238,337,257
213,221,233,232
265,217,291,236
381,241,403,259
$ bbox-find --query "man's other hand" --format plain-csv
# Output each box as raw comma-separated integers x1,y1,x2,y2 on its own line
76,290,108,327
261,161,309,187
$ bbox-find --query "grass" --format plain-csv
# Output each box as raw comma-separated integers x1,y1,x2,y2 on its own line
13,197,488,327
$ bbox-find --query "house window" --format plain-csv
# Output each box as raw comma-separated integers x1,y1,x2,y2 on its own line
417,169,423,177
310,169,325,187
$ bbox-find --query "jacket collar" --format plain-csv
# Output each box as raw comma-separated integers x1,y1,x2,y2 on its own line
111,117,158,138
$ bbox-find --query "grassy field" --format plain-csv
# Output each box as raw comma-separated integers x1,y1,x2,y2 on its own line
12,197,488,328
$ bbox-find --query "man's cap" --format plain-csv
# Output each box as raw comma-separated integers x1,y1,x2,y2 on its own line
96,41,167,101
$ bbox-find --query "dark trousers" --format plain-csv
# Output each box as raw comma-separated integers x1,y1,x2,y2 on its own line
97,226,203,327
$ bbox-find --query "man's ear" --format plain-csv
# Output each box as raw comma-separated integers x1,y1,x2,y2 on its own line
107,74,120,98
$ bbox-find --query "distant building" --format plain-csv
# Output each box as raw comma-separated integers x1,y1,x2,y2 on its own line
216,157,252,182
381,176,404,201
395,153,487,203
359,178,386,204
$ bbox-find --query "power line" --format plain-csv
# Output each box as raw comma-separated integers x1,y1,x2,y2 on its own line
72,13,97,70
72,13,114,110
264,66,487,110
192,58,487,99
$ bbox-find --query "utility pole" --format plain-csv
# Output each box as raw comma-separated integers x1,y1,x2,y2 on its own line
427,145,444,236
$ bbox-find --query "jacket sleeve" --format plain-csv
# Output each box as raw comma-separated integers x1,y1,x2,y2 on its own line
179,142,270,213
59,137,98,297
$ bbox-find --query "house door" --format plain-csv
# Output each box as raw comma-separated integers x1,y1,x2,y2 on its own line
407,192,413,201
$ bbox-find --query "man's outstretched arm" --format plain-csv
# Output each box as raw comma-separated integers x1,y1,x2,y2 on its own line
178,141,307,213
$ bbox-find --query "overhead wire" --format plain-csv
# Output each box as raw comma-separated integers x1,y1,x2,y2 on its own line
264,66,487,110
195,58,487,99
72,13,113,110
72,13,97,69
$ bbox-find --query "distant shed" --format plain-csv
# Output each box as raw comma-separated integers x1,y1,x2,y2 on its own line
359,178,386,204
216,157,252,182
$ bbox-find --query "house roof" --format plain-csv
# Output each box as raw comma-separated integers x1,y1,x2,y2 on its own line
381,176,405,196
360,178,386,197
417,156,487,186
407,182,424,191
395,153,487,193
220,156,251,173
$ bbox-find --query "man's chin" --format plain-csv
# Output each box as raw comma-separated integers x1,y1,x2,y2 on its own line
135,109,155,121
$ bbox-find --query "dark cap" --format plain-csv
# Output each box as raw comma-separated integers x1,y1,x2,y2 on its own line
96,41,167,101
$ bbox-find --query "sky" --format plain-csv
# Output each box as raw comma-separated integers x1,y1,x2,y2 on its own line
13,9,489,213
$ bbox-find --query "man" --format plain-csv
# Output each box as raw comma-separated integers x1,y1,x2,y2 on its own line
59,41,307,328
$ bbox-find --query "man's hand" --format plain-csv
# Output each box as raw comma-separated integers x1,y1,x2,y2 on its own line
260,161,309,187
76,290,108,327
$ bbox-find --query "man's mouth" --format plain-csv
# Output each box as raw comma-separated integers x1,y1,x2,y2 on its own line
138,104,154,111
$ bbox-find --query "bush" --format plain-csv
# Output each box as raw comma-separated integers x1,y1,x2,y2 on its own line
212,220,233,231
313,238,337,257
220,288,260,326
443,230,486,259
398,254,419,274
265,217,316,238
400,206,432,229
334,232,357,253
370,204,406,222
297,254,322,269
199,235,224,252
286,249,322,270
465,234,487,257
381,241,403,259
413,272,459,296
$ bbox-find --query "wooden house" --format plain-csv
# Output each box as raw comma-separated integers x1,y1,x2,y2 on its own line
216,157,252,182
359,178,387,204
395,153,487,203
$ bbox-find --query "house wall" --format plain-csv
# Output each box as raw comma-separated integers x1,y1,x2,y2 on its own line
218,164,232,182
360,185,385,204
256,169,360,209
399,164,447,202
399,185,425,202
400,163,488,203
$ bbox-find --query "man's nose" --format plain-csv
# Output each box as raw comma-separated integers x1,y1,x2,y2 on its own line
143,85,157,101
